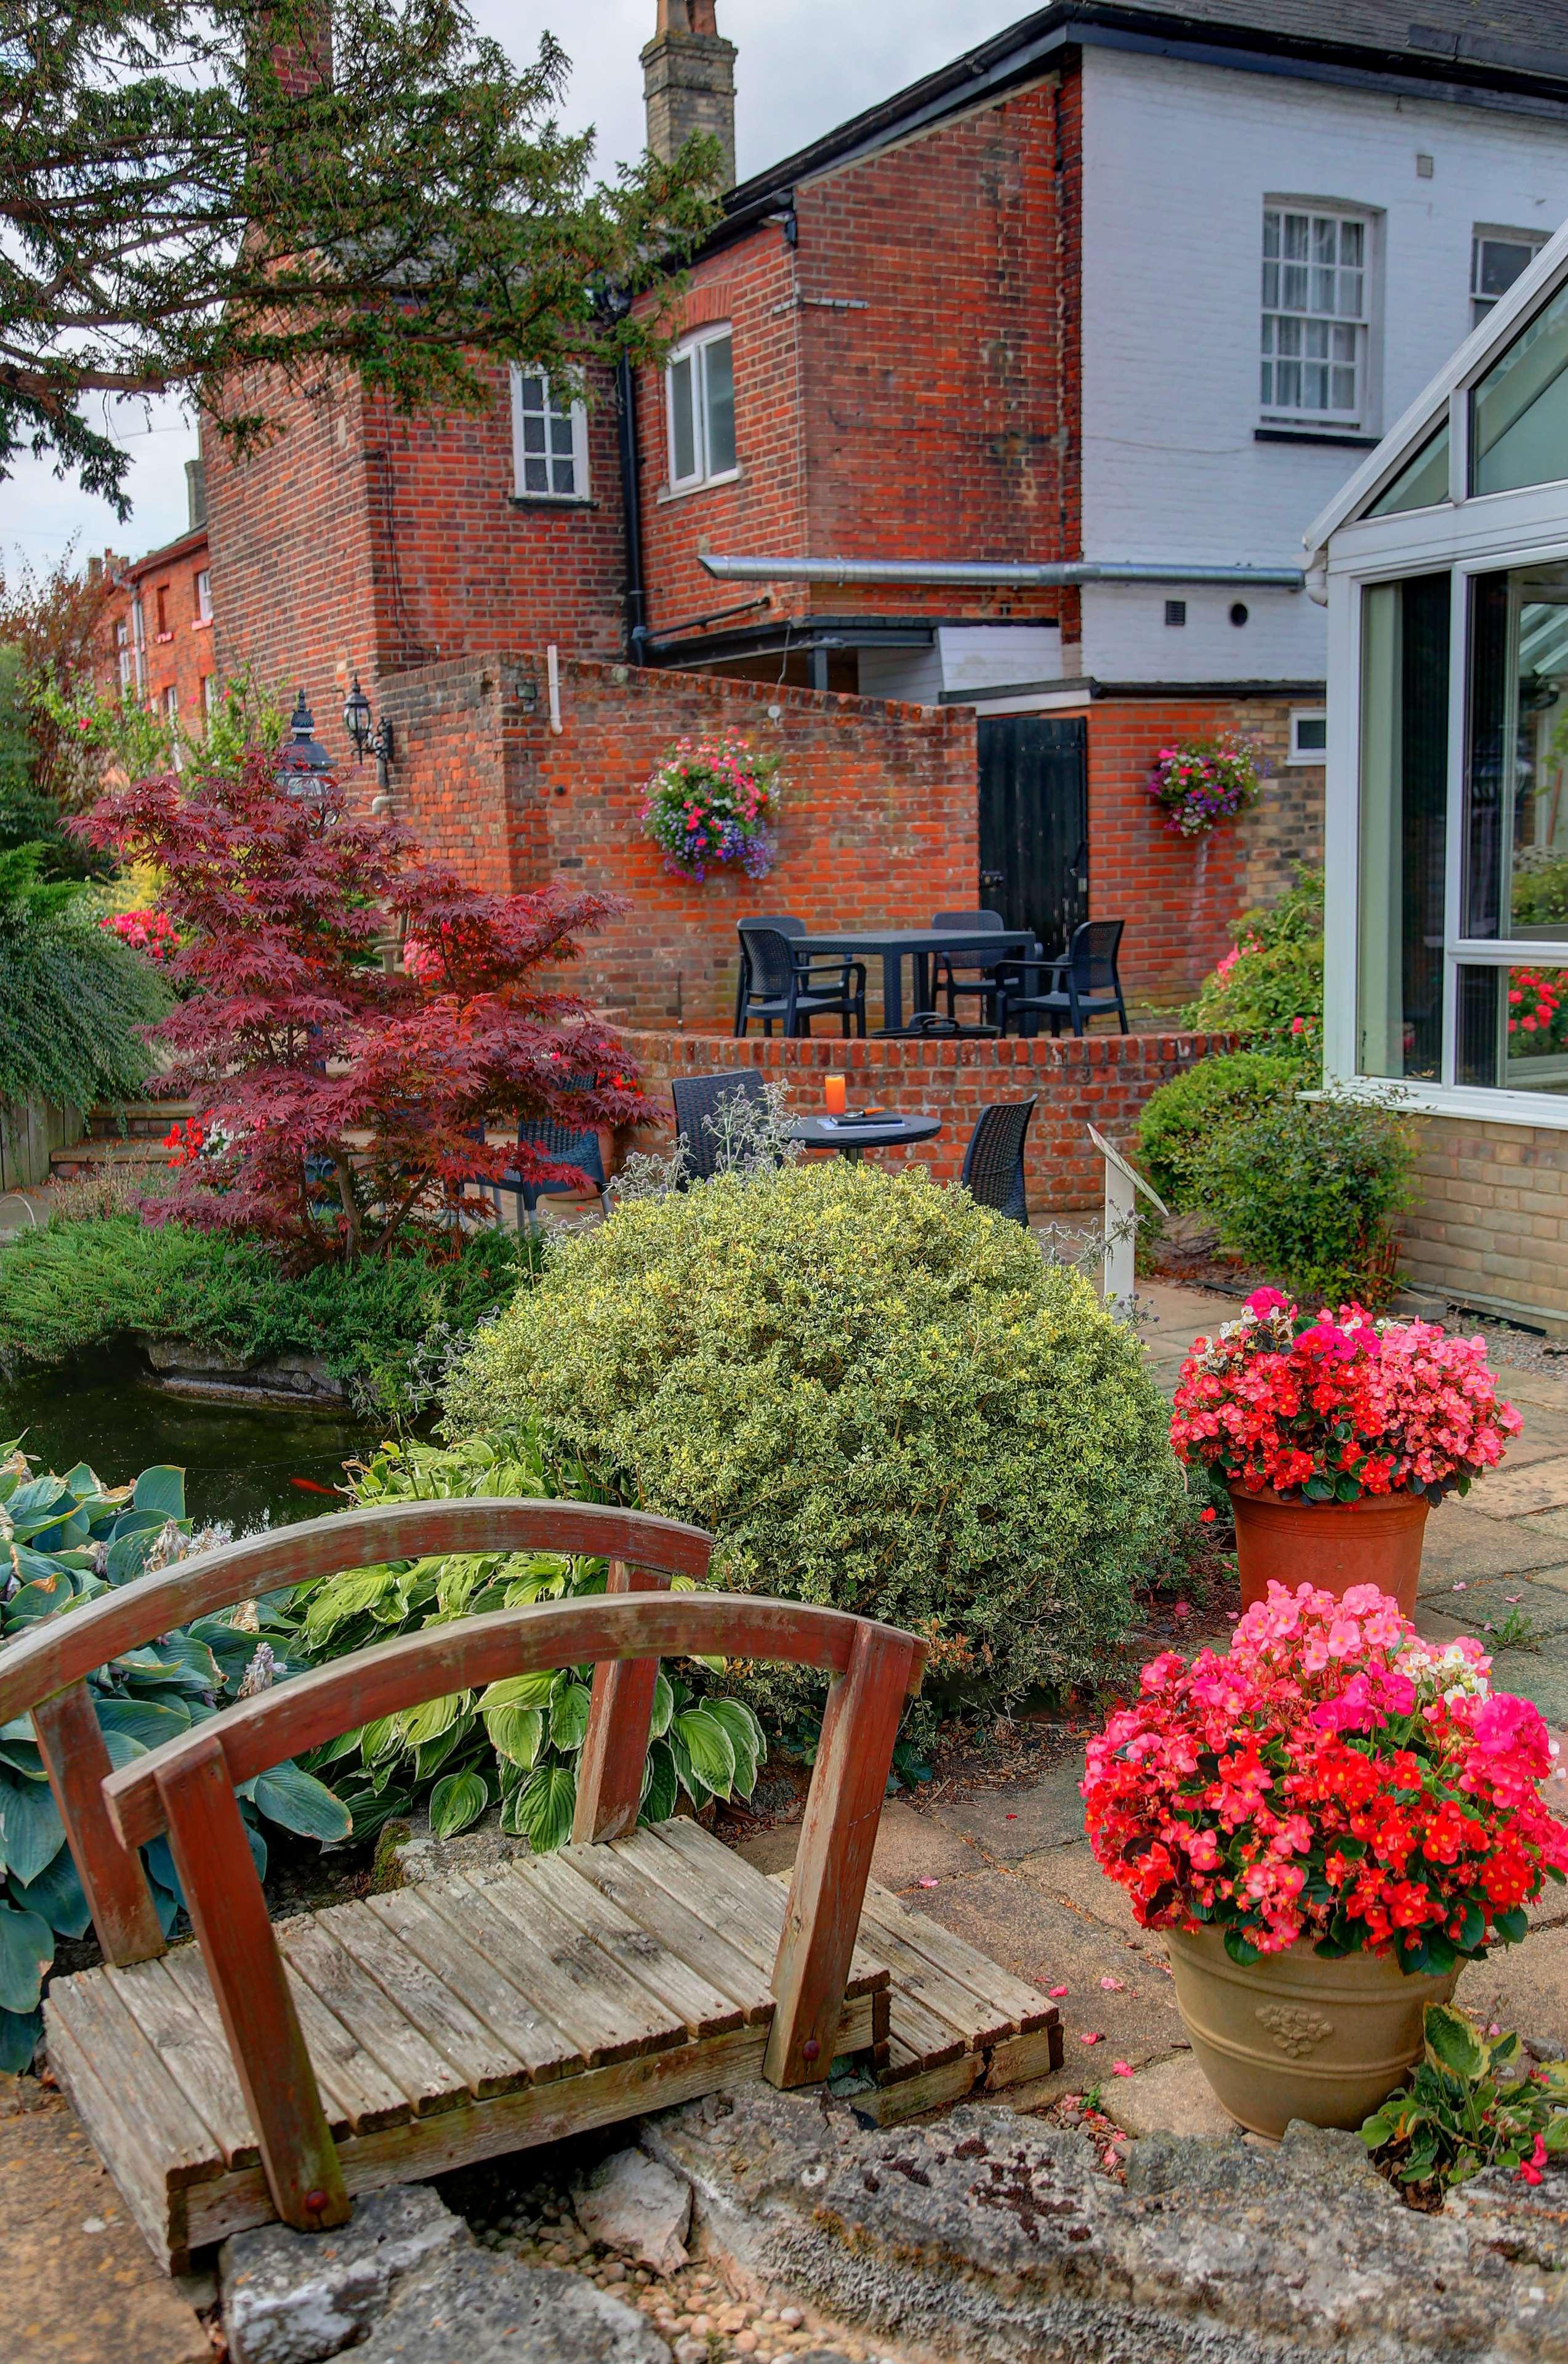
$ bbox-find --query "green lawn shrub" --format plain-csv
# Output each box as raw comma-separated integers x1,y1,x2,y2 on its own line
1196,1093,1417,1308
0,845,169,1111
277,1432,765,1852
444,1160,1183,1733
0,1214,534,1420
1136,1052,1302,1210
1189,869,1324,1057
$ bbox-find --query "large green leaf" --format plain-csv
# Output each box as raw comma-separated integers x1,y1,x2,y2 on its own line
675,1708,736,1801
477,1672,557,1712
392,1693,468,1751
4,1476,76,1540
639,1740,678,1828
0,1770,65,1886
484,1704,544,1771
549,1680,591,1756
10,1848,90,1939
0,1903,53,2014
1424,2002,1489,2083
0,2005,41,2073
429,1770,490,1841
505,1765,576,1852
251,1763,353,1844
649,1671,675,1743
703,1698,764,1797
132,1466,187,1520
93,1696,191,1749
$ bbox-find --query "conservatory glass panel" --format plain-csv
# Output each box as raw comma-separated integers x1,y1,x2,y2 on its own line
1462,565,1568,943
1367,424,1450,518
1455,965,1568,1095
1357,574,1451,1081
1472,276,1568,495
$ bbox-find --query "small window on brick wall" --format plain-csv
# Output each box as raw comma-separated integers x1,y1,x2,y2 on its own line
510,366,590,501
1289,708,1328,762
667,325,736,490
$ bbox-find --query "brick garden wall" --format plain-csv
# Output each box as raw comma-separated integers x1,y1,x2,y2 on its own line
619,1023,1236,1208
1079,694,1325,1007
1399,1117,1568,1333
378,651,979,1028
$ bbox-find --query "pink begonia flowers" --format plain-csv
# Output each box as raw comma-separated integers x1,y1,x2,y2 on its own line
1170,1291,1521,1505
1082,1583,1568,1974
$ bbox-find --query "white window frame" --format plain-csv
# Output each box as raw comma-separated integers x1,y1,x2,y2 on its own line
129,595,147,694
1287,708,1328,763
665,323,738,493
1323,488,1568,1133
1260,203,1373,435
116,619,132,694
1471,227,1548,328
195,568,212,623
509,365,590,503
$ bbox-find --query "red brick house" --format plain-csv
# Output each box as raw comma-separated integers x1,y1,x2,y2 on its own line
201,1,1568,1026
95,462,216,747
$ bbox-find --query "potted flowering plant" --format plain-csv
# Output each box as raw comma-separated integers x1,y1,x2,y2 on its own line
641,733,781,882
1084,1582,1568,2136
1146,733,1264,838
1171,1289,1521,1613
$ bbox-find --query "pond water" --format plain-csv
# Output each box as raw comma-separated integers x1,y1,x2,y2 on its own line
0,1358,395,1531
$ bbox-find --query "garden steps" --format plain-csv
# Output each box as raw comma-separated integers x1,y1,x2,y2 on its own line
46,1819,1056,2273
46,1103,193,1180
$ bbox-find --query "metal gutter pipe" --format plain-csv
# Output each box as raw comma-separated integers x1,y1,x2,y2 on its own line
616,353,651,664
699,554,1306,589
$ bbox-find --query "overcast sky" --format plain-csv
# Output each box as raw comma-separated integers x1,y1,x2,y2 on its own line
1,1,1025,580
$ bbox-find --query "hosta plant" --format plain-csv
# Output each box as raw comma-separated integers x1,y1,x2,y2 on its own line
0,1450,348,2072
1362,2003,1568,2199
279,1432,766,1854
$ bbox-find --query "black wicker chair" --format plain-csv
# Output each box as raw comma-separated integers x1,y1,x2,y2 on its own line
1003,919,1129,1038
735,923,866,1039
733,915,806,1032
931,909,1013,1029
671,1070,771,1183
959,1098,1037,1226
475,1119,609,1226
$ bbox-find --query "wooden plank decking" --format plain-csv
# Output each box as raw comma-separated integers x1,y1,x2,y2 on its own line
46,1822,1059,2272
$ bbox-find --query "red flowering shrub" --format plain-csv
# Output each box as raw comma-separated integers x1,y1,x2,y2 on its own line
74,749,646,1262
1170,1287,1521,1504
99,908,180,964
1084,1582,1568,1974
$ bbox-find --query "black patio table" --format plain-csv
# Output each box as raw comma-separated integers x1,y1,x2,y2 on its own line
790,1112,943,1164
797,927,1034,1032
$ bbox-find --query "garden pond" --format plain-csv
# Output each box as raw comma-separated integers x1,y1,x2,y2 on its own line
0,1357,392,1529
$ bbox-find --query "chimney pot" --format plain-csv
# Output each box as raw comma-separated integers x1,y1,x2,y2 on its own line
643,1,736,190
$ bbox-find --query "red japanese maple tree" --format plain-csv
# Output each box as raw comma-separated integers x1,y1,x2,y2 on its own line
74,749,645,1261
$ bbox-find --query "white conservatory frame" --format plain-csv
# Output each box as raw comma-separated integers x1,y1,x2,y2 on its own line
1306,217,1568,1136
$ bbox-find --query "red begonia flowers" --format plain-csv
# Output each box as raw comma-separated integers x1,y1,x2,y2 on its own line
1083,1582,1568,1974
1169,1289,1521,1504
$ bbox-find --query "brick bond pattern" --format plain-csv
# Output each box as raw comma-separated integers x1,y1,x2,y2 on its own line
378,653,978,1030
620,1023,1237,1207
1401,1118,1568,1331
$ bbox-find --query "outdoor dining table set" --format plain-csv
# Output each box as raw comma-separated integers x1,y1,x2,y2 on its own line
733,914,1130,1041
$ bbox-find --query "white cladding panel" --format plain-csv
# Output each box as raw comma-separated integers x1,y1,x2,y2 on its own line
1079,44,1568,684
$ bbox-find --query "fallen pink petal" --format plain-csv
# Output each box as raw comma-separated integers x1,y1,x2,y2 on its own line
917,1878,939,1889
1099,1975,1125,1991
1048,1985,1069,1998
1111,2062,1134,2077
1080,2031,1103,2044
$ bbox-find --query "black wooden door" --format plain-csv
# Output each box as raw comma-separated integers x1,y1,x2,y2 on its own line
976,716,1088,956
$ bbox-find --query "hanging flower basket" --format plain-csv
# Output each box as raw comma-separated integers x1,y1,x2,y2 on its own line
1146,733,1266,837
641,734,781,882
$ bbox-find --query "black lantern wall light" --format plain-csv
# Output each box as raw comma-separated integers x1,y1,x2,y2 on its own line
342,674,396,809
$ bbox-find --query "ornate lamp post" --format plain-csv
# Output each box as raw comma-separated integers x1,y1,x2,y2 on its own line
276,690,334,804
342,673,395,807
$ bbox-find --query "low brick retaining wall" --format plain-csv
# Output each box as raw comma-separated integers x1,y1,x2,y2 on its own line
620,1026,1235,1206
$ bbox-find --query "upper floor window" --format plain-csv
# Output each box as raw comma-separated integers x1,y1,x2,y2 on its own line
155,584,171,639
667,325,736,490
1472,228,1546,326
510,366,589,501
1261,206,1369,432
115,619,132,693
195,568,212,623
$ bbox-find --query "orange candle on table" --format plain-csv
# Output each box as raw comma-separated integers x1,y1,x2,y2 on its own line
824,1073,847,1116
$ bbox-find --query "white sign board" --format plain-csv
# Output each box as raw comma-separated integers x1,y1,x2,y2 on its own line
1088,1128,1167,1312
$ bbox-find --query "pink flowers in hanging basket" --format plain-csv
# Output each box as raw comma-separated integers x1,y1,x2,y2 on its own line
1146,733,1266,838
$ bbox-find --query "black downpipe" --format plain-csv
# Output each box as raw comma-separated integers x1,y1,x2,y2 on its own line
616,353,651,668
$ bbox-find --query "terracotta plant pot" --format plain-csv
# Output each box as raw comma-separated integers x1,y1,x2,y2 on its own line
1165,1921,1457,2138
1229,1484,1430,1617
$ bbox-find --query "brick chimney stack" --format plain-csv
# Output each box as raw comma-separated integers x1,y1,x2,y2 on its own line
642,1,737,190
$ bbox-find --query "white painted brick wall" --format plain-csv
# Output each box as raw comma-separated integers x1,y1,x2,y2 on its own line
1080,45,1568,685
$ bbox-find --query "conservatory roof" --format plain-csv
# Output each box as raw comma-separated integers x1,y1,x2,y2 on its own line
1304,215,1568,559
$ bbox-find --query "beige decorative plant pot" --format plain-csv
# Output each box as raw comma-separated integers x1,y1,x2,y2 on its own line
1165,1921,1457,2138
